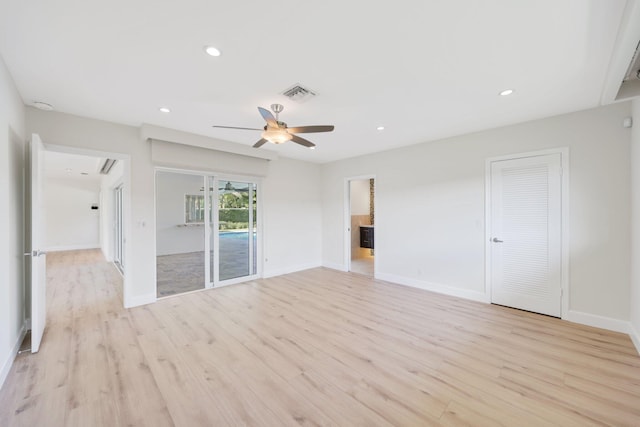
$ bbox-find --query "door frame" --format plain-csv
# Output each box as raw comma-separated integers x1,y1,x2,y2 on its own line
113,183,125,274
343,174,377,275
153,166,263,295
32,141,133,309
485,148,570,318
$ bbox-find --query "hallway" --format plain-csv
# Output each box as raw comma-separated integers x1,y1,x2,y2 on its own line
0,250,172,426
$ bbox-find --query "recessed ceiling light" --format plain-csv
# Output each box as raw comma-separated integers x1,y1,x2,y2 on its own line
65,168,72,173
159,107,171,113
499,89,514,96
377,126,385,131
204,46,221,57
33,101,54,111
309,146,316,150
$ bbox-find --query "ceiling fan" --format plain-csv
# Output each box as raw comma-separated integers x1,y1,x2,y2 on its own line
213,104,334,149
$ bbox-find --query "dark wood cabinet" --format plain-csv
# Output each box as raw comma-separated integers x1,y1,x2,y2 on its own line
360,226,374,249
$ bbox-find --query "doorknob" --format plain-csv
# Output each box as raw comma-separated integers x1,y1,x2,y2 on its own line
492,237,504,243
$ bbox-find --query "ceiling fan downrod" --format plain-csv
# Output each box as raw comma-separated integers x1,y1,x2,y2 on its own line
270,103,284,121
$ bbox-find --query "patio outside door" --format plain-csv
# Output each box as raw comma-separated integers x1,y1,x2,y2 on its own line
218,180,257,281
156,171,259,297
156,171,207,297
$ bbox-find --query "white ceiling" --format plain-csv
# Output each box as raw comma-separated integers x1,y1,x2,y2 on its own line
0,0,631,163
44,151,103,184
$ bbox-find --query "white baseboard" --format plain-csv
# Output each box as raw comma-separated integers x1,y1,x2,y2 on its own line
564,310,630,334
322,262,348,272
269,263,640,354
0,322,27,390
124,293,156,309
45,244,100,252
263,262,322,278
629,322,640,355
375,272,490,303
101,247,113,262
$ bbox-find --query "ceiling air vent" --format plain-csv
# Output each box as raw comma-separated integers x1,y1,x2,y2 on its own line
615,40,640,101
623,40,640,81
281,83,316,103
99,158,117,175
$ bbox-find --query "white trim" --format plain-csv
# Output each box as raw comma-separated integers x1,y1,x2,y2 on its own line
326,264,639,351
322,262,348,272
376,272,490,303
263,262,322,279
216,274,260,288
124,292,156,308
0,323,27,389
485,147,570,318
38,143,132,311
630,322,640,355
565,310,630,334
344,175,377,276
45,244,100,252
154,167,264,297
203,177,212,288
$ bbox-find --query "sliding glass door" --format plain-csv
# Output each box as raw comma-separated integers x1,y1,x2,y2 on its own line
156,171,207,297
218,181,257,280
156,170,259,297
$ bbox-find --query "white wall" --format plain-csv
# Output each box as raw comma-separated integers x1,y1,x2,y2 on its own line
322,102,632,324
0,56,26,388
25,108,324,304
156,171,206,256
262,157,322,277
631,99,640,352
350,179,370,215
43,177,100,251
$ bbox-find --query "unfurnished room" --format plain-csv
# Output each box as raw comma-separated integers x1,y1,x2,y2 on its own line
1,1,640,425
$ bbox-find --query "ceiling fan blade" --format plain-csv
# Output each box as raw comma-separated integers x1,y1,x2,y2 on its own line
212,125,262,131
253,138,268,148
285,125,334,134
258,107,279,128
291,134,316,148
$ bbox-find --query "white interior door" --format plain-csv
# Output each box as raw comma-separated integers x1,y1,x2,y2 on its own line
490,153,562,317
30,134,47,352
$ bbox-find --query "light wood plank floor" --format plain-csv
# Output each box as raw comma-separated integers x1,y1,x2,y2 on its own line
1,250,639,426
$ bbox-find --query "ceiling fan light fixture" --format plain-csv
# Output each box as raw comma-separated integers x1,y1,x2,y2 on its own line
261,128,292,144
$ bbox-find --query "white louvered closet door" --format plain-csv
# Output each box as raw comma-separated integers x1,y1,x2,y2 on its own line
490,153,562,317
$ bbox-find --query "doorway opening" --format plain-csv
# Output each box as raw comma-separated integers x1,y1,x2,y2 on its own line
28,136,131,352
346,176,376,276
